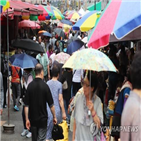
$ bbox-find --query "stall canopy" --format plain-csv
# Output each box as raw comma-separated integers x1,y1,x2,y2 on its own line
1,0,43,16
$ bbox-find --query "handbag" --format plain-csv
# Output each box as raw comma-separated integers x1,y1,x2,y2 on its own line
57,120,68,141
62,81,68,90
52,124,64,140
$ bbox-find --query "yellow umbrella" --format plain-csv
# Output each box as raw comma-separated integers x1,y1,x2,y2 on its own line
72,11,100,32
66,11,80,21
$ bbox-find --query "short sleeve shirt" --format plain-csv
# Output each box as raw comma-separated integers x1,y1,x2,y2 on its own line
36,53,49,76
25,78,54,127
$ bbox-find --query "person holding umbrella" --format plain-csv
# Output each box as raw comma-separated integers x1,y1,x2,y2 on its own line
72,71,103,141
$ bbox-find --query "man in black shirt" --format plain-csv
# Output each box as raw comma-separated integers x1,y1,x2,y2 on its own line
24,64,57,141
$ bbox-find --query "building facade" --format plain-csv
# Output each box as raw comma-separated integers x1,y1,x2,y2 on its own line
21,0,109,11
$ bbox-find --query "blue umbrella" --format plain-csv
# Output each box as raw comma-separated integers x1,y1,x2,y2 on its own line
60,19,73,26
42,31,52,37
9,53,38,69
67,39,84,55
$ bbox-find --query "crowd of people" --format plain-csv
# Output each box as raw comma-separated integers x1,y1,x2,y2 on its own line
1,24,141,141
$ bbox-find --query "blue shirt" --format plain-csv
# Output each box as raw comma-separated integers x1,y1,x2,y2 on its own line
115,87,131,115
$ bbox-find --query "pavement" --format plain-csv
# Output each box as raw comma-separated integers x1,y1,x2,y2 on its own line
1,104,72,141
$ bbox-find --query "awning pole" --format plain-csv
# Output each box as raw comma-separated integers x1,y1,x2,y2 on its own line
6,9,10,125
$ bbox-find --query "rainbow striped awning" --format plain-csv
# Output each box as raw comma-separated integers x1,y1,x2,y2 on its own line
46,5,64,20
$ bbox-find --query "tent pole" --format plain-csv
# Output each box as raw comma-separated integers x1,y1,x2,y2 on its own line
6,9,10,126
3,9,15,134
88,70,91,116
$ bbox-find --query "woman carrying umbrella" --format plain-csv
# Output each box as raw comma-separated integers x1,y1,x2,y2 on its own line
72,71,103,141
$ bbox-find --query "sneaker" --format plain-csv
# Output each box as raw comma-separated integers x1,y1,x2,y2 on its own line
14,105,19,111
21,129,29,136
26,132,32,138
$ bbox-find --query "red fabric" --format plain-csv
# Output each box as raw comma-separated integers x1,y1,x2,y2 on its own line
14,1,38,15
8,0,43,16
9,1,30,16
88,0,122,49
35,5,49,21
11,66,20,83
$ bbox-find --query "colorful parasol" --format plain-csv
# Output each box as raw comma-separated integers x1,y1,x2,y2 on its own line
46,5,64,20
88,0,141,49
34,5,53,21
63,10,72,16
58,22,71,31
66,11,80,21
54,52,70,64
38,30,46,35
0,0,10,13
63,48,117,72
18,20,40,29
60,19,73,26
72,11,100,32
